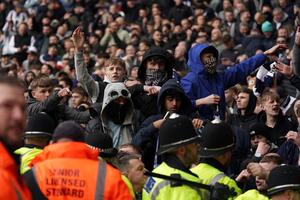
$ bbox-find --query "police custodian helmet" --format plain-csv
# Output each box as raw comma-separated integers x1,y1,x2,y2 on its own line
157,115,201,155
268,165,300,197
199,122,235,157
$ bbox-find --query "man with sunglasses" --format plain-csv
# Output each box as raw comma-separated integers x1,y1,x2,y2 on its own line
86,82,138,148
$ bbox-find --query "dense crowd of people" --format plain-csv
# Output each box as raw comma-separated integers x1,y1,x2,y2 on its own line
2,0,300,199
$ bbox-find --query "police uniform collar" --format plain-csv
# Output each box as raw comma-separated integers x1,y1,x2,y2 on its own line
24,144,43,149
163,154,198,177
201,158,227,173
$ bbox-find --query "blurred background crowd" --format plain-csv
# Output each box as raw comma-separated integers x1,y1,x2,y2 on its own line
1,0,300,199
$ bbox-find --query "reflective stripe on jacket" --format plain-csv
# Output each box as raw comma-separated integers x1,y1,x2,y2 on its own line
143,162,202,200
122,175,135,198
15,147,42,174
191,163,242,199
27,142,132,200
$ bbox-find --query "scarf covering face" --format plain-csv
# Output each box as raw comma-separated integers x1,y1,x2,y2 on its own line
145,69,168,86
106,101,129,124
203,56,217,74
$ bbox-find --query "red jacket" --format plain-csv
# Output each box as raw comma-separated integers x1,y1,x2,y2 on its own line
29,142,132,200
0,142,31,200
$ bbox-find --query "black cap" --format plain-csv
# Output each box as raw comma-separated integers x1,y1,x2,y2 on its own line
158,115,201,155
268,165,300,196
249,123,271,141
85,133,118,158
25,113,56,138
199,122,235,157
200,45,219,60
52,121,85,142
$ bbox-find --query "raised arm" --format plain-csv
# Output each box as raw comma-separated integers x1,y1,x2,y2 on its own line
72,27,99,103
293,27,300,76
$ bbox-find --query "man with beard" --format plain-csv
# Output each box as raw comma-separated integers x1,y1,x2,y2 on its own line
191,122,242,199
86,82,138,147
0,76,31,199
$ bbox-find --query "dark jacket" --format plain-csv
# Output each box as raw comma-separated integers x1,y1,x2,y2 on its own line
257,111,296,146
289,74,300,90
27,92,91,125
242,35,266,56
128,47,174,118
227,90,257,175
181,43,267,120
132,79,193,170
293,44,300,76
14,33,32,63
277,140,299,165
168,3,192,25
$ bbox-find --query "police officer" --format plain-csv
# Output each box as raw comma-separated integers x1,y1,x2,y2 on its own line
24,120,132,200
143,114,202,200
191,122,242,199
267,165,300,200
15,112,56,174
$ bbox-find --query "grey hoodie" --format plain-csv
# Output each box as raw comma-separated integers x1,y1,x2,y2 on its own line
101,83,135,147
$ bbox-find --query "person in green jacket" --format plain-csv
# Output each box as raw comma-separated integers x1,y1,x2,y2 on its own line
191,122,242,199
14,112,56,174
143,115,203,200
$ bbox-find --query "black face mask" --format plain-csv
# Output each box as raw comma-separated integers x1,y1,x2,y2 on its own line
203,57,217,74
145,69,167,86
106,101,129,124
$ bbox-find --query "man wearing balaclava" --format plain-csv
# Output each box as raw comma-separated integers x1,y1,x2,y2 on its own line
86,82,137,147
127,47,174,118
181,43,286,121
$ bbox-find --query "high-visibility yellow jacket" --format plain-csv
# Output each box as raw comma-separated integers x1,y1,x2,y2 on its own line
143,162,202,200
236,189,269,200
122,175,135,198
191,163,242,199
15,146,42,174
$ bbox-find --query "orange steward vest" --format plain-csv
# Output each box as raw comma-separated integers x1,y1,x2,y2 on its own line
0,142,31,200
29,142,132,200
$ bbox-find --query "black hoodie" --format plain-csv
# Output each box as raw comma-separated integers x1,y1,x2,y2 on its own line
132,79,194,170
128,47,175,118
227,89,258,175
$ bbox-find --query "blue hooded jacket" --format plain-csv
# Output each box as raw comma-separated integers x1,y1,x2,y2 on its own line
181,43,267,120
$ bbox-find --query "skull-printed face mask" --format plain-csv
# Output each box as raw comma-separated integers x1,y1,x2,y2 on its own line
201,53,217,74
